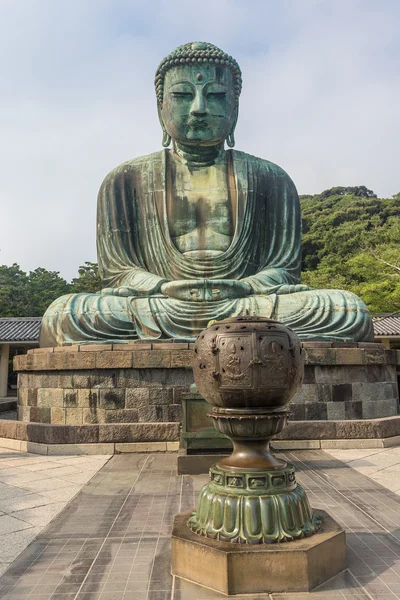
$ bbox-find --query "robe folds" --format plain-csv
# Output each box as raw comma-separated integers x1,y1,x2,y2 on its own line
40,150,374,346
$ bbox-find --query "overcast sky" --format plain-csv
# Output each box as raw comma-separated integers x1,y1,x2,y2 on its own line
1,0,399,281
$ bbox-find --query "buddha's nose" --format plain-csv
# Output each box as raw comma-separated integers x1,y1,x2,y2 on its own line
190,91,208,116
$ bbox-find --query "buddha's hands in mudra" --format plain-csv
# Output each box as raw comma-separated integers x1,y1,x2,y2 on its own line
161,279,252,302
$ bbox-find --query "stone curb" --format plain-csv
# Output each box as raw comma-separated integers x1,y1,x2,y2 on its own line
0,434,398,455
278,415,400,440
0,437,180,455
272,437,400,449
0,420,180,444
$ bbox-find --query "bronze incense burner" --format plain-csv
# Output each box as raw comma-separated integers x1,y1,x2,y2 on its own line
189,316,321,543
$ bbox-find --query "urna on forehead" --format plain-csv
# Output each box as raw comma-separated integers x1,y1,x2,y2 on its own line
163,63,233,86
155,41,242,105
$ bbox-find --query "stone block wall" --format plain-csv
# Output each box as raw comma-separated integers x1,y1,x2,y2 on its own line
16,365,192,426
14,342,194,428
294,344,399,421
14,343,400,430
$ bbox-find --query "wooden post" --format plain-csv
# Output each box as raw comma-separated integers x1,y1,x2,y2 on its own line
0,343,10,398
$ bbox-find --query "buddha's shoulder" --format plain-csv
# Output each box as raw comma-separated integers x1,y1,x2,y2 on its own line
230,150,293,181
100,151,164,184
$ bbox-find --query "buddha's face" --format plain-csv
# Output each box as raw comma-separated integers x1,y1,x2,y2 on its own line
160,65,237,146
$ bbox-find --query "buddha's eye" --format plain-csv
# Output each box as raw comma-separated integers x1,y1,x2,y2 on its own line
171,92,193,100
207,92,227,100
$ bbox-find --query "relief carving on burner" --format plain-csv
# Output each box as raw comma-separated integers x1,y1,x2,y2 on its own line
217,334,253,389
258,335,289,388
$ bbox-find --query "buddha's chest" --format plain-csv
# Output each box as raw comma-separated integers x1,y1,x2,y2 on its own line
167,161,235,256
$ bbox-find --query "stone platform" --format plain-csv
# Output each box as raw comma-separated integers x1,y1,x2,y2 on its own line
172,509,346,594
3,342,397,453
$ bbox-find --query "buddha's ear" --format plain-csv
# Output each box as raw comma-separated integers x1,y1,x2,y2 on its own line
226,105,239,148
157,104,171,148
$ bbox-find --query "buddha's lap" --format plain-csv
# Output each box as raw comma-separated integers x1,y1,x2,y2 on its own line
43,287,369,323
40,287,373,345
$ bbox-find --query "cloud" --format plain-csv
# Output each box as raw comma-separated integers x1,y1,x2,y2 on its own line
0,0,399,279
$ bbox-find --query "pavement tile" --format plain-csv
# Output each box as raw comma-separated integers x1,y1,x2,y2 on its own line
22,461,73,472
0,527,42,563
38,465,90,478
0,469,56,485
61,473,102,485
16,477,84,493
328,447,400,478
37,485,84,502
0,483,31,500
0,457,50,470
11,502,68,527
53,457,108,468
0,515,33,535
0,493,57,514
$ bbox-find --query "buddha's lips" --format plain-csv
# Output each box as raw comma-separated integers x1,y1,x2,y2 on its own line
188,119,209,128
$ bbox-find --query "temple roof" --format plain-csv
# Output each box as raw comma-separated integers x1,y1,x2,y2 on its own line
0,317,41,342
372,314,400,337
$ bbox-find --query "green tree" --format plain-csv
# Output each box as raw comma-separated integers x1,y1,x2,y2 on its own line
70,262,102,293
0,264,30,317
27,268,71,316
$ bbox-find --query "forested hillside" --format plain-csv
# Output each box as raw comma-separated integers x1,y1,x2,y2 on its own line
0,186,399,316
301,186,400,313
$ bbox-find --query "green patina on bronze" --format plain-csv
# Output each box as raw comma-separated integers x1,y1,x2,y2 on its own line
188,464,321,543
40,41,374,347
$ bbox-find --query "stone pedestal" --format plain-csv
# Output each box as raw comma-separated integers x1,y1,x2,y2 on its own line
0,342,396,454
172,509,346,594
14,343,399,426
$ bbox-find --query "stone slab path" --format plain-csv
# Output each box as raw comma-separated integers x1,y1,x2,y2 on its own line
0,447,110,578
2,449,400,598
326,447,400,494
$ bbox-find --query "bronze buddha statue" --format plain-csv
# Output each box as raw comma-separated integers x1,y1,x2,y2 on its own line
40,42,373,346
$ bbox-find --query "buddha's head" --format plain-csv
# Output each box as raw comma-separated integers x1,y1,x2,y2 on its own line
155,42,242,149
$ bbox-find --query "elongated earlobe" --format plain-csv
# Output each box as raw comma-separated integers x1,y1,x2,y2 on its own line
226,132,235,148
158,103,171,147
162,130,171,147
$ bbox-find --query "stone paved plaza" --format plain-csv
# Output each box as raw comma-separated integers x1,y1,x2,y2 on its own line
1,448,400,598
0,449,110,578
